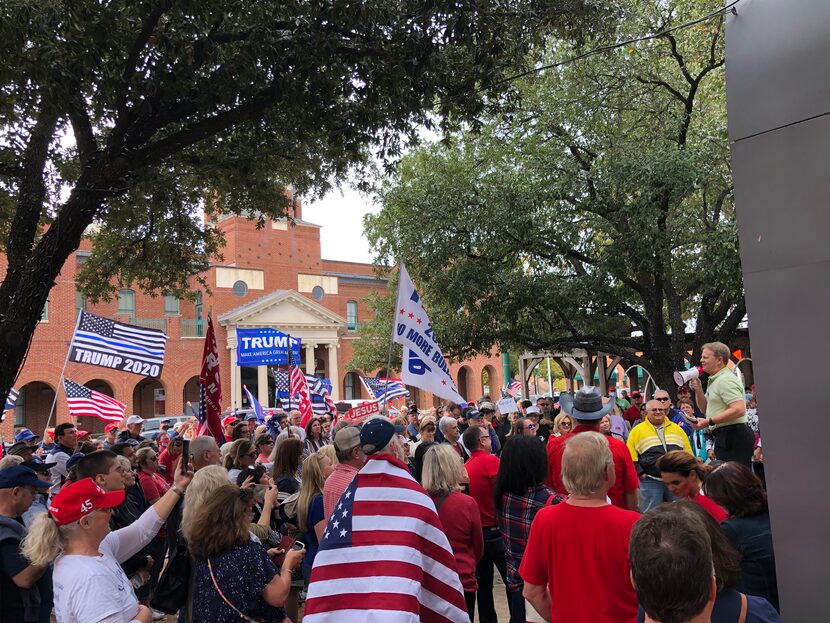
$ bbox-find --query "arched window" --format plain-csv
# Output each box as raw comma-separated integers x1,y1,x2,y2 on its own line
346,300,358,330
118,289,135,322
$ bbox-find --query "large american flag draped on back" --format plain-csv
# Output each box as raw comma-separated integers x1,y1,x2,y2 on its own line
64,379,126,422
195,315,224,444
304,454,469,623
360,376,410,402
70,310,167,377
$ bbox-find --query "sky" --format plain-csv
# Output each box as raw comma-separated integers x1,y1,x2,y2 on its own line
304,185,382,264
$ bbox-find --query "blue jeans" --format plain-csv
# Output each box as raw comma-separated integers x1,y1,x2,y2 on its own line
639,477,675,513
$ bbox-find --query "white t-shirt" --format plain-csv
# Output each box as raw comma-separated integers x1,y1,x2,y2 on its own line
53,507,164,623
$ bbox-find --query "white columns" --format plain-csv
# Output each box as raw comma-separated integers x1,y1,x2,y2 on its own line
230,344,242,410
305,342,316,375
327,343,340,400
257,365,270,408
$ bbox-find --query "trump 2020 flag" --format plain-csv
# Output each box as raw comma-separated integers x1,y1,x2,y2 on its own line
303,454,469,623
69,310,167,377
393,264,464,403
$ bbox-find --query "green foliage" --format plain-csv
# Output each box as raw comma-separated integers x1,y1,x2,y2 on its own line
347,271,402,374
365,0,743,383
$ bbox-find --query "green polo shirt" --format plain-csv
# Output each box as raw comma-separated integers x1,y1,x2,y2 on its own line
705,366,747,427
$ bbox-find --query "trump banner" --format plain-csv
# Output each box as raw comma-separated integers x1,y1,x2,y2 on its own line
392,264,464,403
235,328,302,366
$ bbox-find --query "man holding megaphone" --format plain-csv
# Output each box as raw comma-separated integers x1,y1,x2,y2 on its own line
689,342,755,467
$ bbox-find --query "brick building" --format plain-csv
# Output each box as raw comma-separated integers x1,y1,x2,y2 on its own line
1,201,503,438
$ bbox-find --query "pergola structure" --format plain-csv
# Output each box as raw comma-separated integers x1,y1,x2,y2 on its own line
517,329,752,399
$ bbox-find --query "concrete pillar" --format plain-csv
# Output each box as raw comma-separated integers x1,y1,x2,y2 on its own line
305,342,316,375
230,344,241,410
327,344,340,400
257,365,270,408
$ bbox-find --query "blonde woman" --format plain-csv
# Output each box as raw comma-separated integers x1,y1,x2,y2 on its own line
222,438,257,483
553,411,574,436
297,450,335,584
422,443,483,619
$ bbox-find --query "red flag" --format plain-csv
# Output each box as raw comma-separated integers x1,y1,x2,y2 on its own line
288,340,314,428
195,315,223,444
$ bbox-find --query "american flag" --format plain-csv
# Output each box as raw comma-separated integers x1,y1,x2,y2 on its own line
288,341,314,427
360,376,409,402
304,454,468,623
63,379,126,422
273,370,336,415
503,378,522,397
70,310,167,376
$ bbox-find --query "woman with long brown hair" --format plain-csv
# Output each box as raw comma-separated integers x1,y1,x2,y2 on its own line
185,484,304,623
657,450,727,522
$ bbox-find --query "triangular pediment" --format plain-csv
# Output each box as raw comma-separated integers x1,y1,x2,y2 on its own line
218,289,346,328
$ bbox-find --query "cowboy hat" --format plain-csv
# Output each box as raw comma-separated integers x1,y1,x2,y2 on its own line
558,386,617,421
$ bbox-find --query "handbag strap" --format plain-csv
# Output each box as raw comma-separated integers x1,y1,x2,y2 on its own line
207,558,261,623
737,592,747,623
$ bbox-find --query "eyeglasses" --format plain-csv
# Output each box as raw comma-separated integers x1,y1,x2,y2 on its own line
245,452,258,458
561,421,572,428
656,397,670,402
526,424,537,430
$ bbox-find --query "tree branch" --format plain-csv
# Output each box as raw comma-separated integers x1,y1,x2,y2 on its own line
68,94,97,165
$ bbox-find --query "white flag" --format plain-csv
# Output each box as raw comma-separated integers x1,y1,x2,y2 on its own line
393,265,464,403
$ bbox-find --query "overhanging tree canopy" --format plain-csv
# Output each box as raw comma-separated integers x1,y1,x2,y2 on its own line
365,0,744,391
0,0,610,403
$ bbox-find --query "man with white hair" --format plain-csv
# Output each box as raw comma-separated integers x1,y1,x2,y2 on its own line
521,432,639,623
189,435,221,472
304,417,469,622
439,415,469,460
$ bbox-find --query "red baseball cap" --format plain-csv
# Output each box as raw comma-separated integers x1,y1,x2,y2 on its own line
76,430,90,439
222,415,239,427
104,423,119,432
48,478,125,526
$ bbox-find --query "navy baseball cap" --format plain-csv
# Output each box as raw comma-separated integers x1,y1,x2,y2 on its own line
15,428,39,443
359,418,404,452
464,407,481,419
0,465,52,489
65,452,85,472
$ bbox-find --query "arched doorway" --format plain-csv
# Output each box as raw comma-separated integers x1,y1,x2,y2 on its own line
79,379,117,433
182,376,200,417
15,381,55,433
457,366,471,400
133,378,165,418
481,365,497,399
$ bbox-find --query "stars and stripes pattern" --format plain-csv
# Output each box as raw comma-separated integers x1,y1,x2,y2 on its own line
71,310,167,374
359,376,410,402
503,378,522,398
274,370,336,415
63,379,126,422
288,343,314,427
304,454,468,623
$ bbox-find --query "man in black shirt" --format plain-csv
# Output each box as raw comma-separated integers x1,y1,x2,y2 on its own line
0,466,53,623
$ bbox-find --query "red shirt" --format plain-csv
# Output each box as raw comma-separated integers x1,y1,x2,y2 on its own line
157,447,181,485
138,471,170,538
692,492,728,523
465,450,500,527
546,425,639,509
519,503,639,623
322,463,359,521
432,491,484,591
624,405,641,424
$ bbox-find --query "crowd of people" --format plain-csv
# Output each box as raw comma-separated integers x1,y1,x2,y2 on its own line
0,341,781,622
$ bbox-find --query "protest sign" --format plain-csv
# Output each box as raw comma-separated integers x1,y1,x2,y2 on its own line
496,397,520,413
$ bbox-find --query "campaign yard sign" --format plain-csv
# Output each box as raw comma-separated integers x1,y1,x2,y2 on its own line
236,328,302,366
344,401,382,423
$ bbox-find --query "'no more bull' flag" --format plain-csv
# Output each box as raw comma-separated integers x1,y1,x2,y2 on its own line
392,264,464,403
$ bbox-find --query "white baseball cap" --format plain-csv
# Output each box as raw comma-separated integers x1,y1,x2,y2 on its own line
126,415,144,426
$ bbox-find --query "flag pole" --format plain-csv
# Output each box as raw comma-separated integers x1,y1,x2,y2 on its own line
380,330,394,418
43,309,83,433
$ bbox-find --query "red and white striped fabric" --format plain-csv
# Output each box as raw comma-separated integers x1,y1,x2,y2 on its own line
304,454,468,623
64,379,126,423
